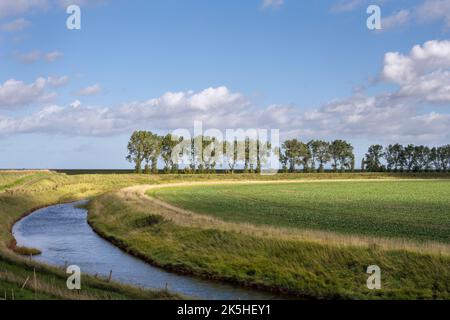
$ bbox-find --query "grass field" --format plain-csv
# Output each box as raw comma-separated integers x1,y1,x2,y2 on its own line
88,179,450,299
2,171,450,300
150,181,450,243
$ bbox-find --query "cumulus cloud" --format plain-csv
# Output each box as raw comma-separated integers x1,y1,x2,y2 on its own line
15,50,63,63
0,0,109,20
261,0,284,9
47,75,70,87
1,40,449,145
382,9,411,30
0,87,248,136
0,0,48,20
0,83,449,145
331,0,450,30
416,0,450,28
382,40,450,103
1,18,31,31
77,84,102,96
0,77,55,108
45,51,63,62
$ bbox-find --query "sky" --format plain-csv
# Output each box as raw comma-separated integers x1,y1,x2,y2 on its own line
1,0,450,169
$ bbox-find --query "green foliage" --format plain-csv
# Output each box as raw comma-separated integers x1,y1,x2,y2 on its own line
329,140,354,172
364,144,385,172
376,144,450,173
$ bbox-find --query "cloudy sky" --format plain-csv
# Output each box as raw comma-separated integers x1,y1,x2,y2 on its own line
1,0,450,169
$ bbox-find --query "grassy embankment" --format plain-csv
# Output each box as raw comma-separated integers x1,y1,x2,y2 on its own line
88,177,450,299
0,171,182,299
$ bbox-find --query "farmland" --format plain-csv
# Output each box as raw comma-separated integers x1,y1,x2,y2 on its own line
88,178,450,299
1,171,450,300
150,180,450,243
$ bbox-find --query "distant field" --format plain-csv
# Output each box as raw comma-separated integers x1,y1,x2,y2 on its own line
151,180,450,243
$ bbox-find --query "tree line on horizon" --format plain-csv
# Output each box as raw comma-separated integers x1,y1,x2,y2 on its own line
363,144,450,172
126,130,450,174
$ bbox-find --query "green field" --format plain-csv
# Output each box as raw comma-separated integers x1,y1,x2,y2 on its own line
88,178,450,299
151,180,450,243
2,171,450,300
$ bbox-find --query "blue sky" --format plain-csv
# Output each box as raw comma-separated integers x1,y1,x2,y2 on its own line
1,0,450,169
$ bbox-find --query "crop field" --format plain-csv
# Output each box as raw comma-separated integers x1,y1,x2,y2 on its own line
150,180,450,243
2,171,450,300
87,179,450,299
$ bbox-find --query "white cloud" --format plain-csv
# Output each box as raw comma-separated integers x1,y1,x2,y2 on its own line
0,81,449,145
382,40,450,103
0,0,109,20
48,75,70,87
1,40,449,145
332,0,450,30
45,51,63,62
16,50,41,64
382,9,411,30
15,50,63,63
261,0,284,9
416,0,450,28
77,84,102,96
0,77,55,108
1,18,31,31
331,0,364,13
0,0,49,20
57,0,108,7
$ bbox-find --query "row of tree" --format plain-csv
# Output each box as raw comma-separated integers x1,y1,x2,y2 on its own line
280,139,354,173
126,131,273,174
126,131,357,174
126,131,450,173
363,144,450,172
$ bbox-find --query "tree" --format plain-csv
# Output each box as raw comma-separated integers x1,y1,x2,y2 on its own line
412,145,431,172
403,144,415,172
281,139,310,172
364,144,384,172
385,144,404,172
183,136,204,173
202,136,220,173
437,145,450,172
256,139,272,174
329,140,354,172
279,148,289,173
243,138,258,173
161,134,182,173
224,139,244,174
126,131,148,173
143,132,162,174
309,140,330,173
430,147,440,172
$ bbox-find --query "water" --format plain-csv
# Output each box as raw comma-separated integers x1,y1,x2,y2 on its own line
12,201,283,300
